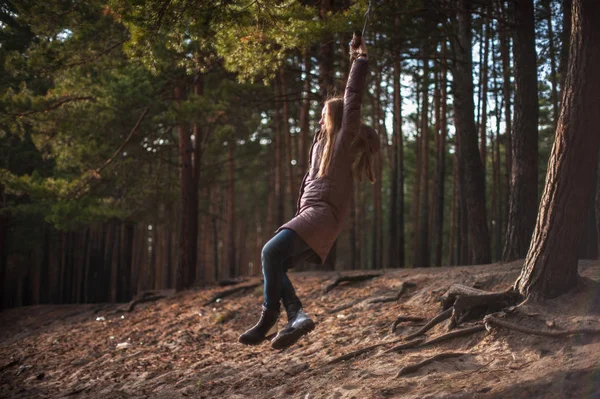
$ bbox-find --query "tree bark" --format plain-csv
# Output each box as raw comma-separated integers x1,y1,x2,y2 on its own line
543,0,559,129
227,137,237,278
503,0,539,262
273,80,285,227
449,0,491,264
433,43,448,266
319,0,334,101
416,56,431,267
390,28,405,268
280,67,296,217
175,84,196,291
516,0,600,299
560,0,572,98
498,0,513,213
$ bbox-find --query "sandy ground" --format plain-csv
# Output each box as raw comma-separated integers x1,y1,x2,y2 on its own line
2,260,600,399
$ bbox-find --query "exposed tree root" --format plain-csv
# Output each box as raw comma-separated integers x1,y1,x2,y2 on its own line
420,325,486,347
203,282,261,306
449,291,522,327
323,273,382,294
403,308,453,340
366,281,416,304
391,316,426,333
217,278,247,287
115,290,174,313
381,338,426,354
327,298,366,314
325,337,409,366
484,315,600,337
395,352,467,377
0,359,18,373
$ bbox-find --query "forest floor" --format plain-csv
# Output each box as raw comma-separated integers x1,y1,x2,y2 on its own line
2,260,600,399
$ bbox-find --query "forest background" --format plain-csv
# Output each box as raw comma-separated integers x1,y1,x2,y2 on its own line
1,0,594,309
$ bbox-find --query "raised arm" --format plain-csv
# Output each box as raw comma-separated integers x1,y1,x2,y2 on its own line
342,42,369,139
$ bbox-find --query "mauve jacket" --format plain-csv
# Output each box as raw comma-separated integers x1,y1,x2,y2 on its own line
275,58,379,264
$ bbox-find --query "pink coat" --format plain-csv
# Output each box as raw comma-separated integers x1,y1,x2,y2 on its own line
275,58,378,264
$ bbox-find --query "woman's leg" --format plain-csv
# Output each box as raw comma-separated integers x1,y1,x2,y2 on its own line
239,228,315,346
261,228,315,311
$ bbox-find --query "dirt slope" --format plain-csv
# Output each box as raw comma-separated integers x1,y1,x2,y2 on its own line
2,260,600,399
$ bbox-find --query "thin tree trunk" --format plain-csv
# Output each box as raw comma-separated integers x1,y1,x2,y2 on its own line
417,56,431,267
560,0,572,99
499,0,513,212
319,0,334,101
274,81,285,227
433,43,448,267
227,137,237,278
280,67,296,216
390,31,405,268
543,0,559,129
503,0,539,262
176,84,196,290
450,0,491,264
480,14,491,174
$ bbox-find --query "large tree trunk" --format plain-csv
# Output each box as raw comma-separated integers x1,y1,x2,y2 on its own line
516,0,600,299
503,0,539,262
449,0,491,264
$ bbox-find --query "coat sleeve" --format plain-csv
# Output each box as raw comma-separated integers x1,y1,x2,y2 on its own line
341,58,368,140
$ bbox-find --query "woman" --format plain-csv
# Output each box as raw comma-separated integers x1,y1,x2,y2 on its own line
239,40,379,350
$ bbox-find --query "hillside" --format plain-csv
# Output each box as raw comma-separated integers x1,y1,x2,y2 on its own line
2,260,600,398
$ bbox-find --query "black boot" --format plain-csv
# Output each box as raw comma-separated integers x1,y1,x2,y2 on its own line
270,307,315,350
238,306,280,345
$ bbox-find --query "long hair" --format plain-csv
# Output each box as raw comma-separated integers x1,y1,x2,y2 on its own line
316,96,344,178
351,133,376,183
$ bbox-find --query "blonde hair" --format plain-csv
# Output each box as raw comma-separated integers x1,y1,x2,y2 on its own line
351,134,376,183
316,96,376,183
317,96,344,178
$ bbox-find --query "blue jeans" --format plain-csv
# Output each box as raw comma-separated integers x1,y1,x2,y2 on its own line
261,228,317,311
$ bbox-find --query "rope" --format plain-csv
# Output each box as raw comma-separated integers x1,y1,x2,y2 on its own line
361,0,373,37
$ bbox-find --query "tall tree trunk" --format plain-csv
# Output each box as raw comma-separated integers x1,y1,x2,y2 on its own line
449,0,491,264
299,50,311,184
176,84,196,291
411,79,422,266
274,80,285,227
191,74,203,285
503,0,539,262
319,0,334,101
227,137,237,278
448,151,458,266
416,56,431,267
543,0,559,128
479,14,491,173
389,32,405,268
516,0,600,299
280,67,296,216
433,43,448,267
499,0,513,211
560,0,572,98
